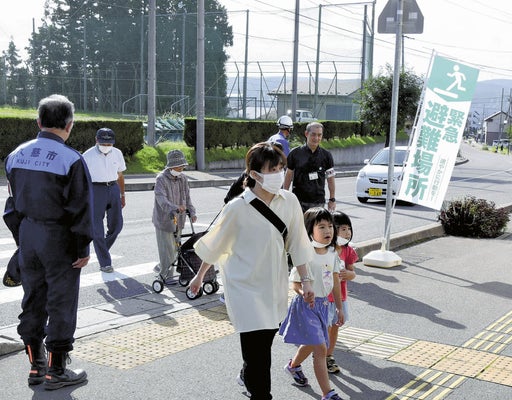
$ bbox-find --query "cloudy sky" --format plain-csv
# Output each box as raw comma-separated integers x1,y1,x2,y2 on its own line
1,0,511,81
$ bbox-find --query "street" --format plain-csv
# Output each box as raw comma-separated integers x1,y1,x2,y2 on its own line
1,143,511,328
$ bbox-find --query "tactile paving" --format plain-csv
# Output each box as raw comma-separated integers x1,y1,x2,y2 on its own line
463,330,512,353
486,311,512,334
386,369,467,400
432,347,499,377
389,341,456,368
477,355,512,387
75,308,233,369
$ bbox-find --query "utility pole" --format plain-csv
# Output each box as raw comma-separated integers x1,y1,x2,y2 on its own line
147,0,156,146
83,23,87,111
291,0,300,121
178,2,187,116
499,87,504,140
314,5,322,115
242,10,249,119
140,12,145,115
196,0,205,170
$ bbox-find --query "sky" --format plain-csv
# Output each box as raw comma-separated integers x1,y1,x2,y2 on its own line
1,0,511,83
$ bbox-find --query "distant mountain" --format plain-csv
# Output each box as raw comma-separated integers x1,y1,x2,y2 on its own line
226,76,512,122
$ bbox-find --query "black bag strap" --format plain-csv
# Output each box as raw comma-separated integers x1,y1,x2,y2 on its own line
249,198,288,242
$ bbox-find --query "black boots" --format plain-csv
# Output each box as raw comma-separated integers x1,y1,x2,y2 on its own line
44,351,87,390
26,343,47,385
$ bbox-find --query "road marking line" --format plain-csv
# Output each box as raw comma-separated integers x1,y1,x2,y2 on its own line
0,261,157,305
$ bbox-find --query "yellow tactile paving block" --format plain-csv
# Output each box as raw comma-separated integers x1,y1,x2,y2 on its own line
337,326,381,350
463,330,512,353
385,369,467,400
432,347,499,377
74,308,233,369
477,355,512,387
389,341,456,368
486,311,512,334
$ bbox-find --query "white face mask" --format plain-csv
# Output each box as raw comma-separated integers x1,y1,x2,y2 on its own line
337,236,349,246
170,169,182,177
254,170,284,194
311,238,330,248
97,144,112,154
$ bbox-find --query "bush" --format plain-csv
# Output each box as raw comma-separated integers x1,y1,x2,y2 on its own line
439,196,510,238
0,116,144,159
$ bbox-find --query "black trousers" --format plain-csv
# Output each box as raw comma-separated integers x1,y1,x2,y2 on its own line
240,328,279,400
17,219,81,352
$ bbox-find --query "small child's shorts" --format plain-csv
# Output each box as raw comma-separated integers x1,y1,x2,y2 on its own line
328,300,349,326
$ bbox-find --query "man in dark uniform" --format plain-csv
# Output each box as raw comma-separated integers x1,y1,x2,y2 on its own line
5,94,93,390
284,122,336,213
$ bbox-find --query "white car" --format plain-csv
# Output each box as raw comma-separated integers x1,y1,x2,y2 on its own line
295,109,317,123
355,146,408,203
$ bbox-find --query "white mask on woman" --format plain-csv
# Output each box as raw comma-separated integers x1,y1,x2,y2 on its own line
253,170,284,194
170,169,182,177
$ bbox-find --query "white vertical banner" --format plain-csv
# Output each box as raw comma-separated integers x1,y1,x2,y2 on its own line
398,55,479,210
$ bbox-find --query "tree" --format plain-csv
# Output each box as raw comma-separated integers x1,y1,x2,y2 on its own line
1,40,33,107
23,0,233,115
356,65,423,147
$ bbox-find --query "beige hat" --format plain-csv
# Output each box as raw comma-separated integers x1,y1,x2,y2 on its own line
166,150,188,168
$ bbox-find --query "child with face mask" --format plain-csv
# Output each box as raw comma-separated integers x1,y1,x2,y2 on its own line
280,207,345,400
152,149,197,284
325,211,358,374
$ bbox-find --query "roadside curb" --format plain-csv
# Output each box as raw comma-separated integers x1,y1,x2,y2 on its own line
124,169,360,192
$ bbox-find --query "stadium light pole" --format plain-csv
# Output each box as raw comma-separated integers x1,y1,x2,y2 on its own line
196,0,205,170
147,0,156,146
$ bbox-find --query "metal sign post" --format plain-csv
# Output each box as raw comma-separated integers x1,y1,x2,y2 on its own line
363,0,423,268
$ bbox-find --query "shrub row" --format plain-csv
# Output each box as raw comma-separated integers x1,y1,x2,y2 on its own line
183,118,363,149
0,117,144,160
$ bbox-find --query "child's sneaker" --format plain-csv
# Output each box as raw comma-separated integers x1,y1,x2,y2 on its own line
326,355,341,374
284,360,308,386
322,389,344,400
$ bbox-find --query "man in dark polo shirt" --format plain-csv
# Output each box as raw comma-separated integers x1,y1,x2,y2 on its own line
284,122,336,213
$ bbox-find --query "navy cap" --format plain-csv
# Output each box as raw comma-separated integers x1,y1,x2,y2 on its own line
96,128,115,144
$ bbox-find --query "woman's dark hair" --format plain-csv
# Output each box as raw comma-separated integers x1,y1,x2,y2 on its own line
332,210,353,242
303,207,336,247
245,142,286,188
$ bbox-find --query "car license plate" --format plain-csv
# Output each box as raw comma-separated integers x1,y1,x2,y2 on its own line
369,188,382,196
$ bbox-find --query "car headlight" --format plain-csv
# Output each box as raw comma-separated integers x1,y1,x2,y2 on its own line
358,171,366,178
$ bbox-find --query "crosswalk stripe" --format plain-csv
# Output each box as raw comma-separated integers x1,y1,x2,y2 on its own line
0,261,158,305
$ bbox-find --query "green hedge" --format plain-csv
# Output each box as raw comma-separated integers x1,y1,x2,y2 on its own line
183,118,364,149
0,117,144,160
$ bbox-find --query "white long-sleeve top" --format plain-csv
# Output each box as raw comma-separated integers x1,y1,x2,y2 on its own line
194,188,313,333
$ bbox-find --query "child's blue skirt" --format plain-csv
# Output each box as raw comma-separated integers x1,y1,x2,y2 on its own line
279,295,330,346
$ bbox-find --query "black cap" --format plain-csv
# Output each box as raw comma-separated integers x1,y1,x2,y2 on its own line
96,128,115,144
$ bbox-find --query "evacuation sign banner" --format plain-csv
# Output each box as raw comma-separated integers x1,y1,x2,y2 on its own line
397,55,479,210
